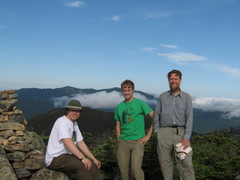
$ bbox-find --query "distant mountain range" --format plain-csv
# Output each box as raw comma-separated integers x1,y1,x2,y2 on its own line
14,86,240,135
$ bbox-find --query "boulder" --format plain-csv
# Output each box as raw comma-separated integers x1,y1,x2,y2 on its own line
30,167,69,180
0,148,17,180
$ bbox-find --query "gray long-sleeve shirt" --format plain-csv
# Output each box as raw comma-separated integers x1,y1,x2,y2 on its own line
153,90,193,140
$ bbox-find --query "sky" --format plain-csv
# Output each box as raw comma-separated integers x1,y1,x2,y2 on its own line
1,0,240,117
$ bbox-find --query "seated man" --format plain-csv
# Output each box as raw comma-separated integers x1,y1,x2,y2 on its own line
45,99,102,180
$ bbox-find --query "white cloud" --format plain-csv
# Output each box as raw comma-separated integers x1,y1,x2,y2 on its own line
65,1,85,8
105,16,121,22
207,63,240,76
158,51,207,64
53,91,122,109
134,92,157,105
140,47,158,52
160,44,178,49
111,16,120,21
143,12,171,19
193,97,240,118
53,91,156,109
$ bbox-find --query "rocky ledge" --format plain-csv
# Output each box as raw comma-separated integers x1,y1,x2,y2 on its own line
0,90,68,180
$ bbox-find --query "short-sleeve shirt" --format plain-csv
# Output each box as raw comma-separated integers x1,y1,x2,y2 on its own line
115,98,152,140
45,115,83,166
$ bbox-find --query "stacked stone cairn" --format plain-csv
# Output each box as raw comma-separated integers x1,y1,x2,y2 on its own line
0,90,68,180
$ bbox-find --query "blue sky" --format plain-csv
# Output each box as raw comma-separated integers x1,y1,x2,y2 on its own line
1,0,240,101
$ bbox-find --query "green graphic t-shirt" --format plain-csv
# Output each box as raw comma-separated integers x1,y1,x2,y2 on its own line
114,98,152,140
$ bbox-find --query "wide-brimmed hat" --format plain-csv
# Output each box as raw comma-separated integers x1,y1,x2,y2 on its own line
66,99,83,111
174,143,192,162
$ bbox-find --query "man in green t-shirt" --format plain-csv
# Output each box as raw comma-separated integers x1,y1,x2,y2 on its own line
115,80,154,180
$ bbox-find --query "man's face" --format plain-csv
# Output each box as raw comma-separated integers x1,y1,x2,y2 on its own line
67,109,81,122
122,85,134,101
168,73,181,91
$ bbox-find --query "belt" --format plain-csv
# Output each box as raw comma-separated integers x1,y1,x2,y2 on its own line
161,126,184,128
160,126,184,134
169,126,184,128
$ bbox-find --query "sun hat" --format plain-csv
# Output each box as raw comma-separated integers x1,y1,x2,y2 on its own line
174,142,192,162
66,99,83,111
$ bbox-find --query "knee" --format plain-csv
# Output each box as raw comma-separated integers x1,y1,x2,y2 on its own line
179,158,194,169
131,162,142,172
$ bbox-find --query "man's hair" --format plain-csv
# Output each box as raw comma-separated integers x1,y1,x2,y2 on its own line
121,80,135,90
168,69,182,80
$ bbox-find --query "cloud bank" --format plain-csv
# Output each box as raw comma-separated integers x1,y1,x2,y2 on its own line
53,91,240,119
53,91,156,109
193,97,240,119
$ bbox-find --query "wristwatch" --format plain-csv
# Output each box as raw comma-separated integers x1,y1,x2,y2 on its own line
79,157,85,161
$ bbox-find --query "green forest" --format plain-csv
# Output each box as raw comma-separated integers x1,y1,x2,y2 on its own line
43,128,240,180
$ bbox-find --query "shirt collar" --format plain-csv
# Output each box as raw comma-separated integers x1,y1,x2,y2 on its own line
168,89,182,97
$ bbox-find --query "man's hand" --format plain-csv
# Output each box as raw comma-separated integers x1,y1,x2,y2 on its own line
181,138,190,150
138,135,150,145
81,158,92,170
93,158,101,169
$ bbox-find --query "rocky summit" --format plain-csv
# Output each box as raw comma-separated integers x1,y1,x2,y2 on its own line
0,90,69,180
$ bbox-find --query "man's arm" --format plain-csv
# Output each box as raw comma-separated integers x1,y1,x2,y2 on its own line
116,121,121,143
62,138,93,170
182,94,193,149
62,138,85,159
138,110,154,145
77,140,101,169
153,97,161,133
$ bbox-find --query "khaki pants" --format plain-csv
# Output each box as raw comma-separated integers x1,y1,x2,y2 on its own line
48,154,102,180
157,127,195,180
117,140,144,180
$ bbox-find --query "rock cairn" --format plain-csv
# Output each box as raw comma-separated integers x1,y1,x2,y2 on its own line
0,90,68,180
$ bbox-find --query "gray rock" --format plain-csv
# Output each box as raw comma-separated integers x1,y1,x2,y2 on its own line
1,93,9,100
0,148,17,180
14,168,31,178
1,93,18,100
26,131,46,152
7,151,26,161
4,143,31,152
9,114,25,124
30,167,69,180
0,122,25,131
0,99,18,111
8,94,18,99
0,136,4,145
3,129,15,139
13,158,44,170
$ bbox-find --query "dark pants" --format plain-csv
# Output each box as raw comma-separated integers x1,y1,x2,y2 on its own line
48,154,103,180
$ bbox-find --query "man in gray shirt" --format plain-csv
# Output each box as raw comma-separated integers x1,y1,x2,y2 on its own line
153,70,195,180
